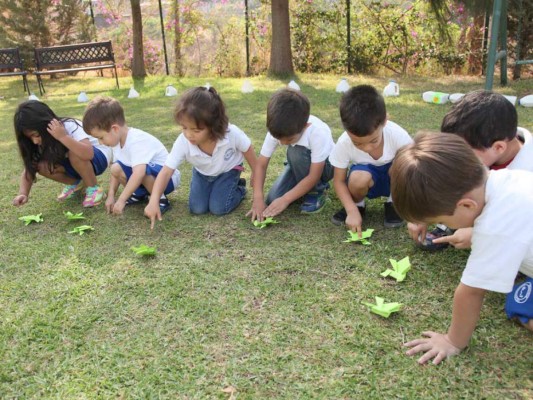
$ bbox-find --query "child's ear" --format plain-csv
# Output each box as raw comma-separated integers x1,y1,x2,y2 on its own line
110,124,121,134
490,140,507,155
457,197,480,211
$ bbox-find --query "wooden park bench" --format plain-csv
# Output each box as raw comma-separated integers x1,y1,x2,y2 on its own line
33,41,120,95
0,48,30,94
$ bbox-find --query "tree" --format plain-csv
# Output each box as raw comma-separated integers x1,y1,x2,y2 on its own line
268,0,293,76
173,0,183,76
130,0,147,78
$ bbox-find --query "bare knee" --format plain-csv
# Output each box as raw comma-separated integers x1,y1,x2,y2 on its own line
348,171,373,195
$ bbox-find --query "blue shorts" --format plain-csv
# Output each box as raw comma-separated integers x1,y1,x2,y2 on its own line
348,162,392,199
61,147,108,180
505,277,533,324
116,160,175,196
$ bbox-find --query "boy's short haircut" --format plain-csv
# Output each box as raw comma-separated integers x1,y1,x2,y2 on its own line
390,131,487,223
266,89,310,139
340,85,386,137
441,90,518,149
82,96,126,133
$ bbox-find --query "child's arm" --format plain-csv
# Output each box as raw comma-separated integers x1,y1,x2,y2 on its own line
144,166,175,229
112,164,147,215
246,155,270,222
12,170,33,206
332,166,363,235
432,228,473,249
405,283,485,365
242,145,257,186
47,119,94,160
263,161,326,218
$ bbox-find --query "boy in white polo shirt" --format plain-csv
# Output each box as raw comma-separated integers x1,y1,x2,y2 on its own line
83,96,180,215
329,85,412,234
247,89,334,221
391,132,533,365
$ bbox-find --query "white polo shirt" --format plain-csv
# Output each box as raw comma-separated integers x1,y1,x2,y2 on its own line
508,127,533,171
112,127,169,167
462,169,533,293
165,124,251,176
329,120,412,168
259,115,334,163
65,119,112,164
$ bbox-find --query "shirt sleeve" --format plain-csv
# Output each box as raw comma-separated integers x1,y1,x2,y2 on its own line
461,232,527,293
259,133,279,158
233,126,252,152
308,124,333,163
328,134,351,169
165,134,187,170
65,120,90,142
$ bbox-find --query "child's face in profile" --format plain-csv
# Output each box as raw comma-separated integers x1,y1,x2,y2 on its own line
348,124,384,154
180,116,212,146
278,133,302,145
90,127,120,147
424,203,479,230
23,130,42,146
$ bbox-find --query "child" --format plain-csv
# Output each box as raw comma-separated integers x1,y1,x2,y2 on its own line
12,100,110,207
247,88,334,221
408,90,533,250
144,86,256,228
82,96,180,215
390,132,533,365
329,85,412,234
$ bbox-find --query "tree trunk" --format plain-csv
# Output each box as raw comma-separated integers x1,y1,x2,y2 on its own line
130,0,146,78
173,0,183,76
268,0,294,76
467,13,485,75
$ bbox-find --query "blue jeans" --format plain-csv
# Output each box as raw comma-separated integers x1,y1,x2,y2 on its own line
189,167,245,215
266,145,333,204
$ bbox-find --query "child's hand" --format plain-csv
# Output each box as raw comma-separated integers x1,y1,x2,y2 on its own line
404,331,461,365
407,222,427,243
345,209,363,237
246,199,267,222
12,194,28,206
47,119,68,141
144,202,162,229
263,198,289,218
432,228,472,249
105,196,115,214
112,199,126,215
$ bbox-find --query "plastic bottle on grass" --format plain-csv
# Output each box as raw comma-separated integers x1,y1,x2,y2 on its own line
422,91,449,104
383,79,399,97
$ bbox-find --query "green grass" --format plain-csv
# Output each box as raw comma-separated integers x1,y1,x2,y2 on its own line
1,74,532,399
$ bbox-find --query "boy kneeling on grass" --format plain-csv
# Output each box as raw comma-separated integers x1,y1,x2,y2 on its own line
390,131,533,365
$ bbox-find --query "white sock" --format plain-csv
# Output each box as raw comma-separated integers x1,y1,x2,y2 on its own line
386,195,393,203
356,200,365,207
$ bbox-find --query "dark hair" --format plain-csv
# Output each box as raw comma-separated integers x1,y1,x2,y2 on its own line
441,90,518,149
390,131,487,223
82,96,126,133
174,86,228,141
340,85,386,137
266,89,310,139
14,100,78,180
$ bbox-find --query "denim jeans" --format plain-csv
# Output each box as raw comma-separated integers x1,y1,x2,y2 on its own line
266,145,333,204
189,167,245,215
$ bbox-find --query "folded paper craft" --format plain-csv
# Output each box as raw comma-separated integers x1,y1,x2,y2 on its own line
343,229,374,245
253,217,279,229
69,225,94,235
18,213,43,225
131,245,157,256
363,296,402,318
381,256,411,282
64,211,86,220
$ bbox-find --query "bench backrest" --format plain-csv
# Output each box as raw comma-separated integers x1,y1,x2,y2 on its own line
0,48,24,70
34,41,115,69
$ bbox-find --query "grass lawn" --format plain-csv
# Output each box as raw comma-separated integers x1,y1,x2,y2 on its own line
0,74,532,399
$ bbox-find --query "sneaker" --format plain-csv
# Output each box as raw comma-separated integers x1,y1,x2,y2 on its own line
383,202,404,228
126,193,149,206
238,178,246,187
159,197,171,214
300,190,330,214
419,225,454,251
331,206,365,225
57,180,83,201
82,185,105,207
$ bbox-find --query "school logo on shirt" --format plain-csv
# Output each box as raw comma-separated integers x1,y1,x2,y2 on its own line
514,281,532,304
224,148,235,161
